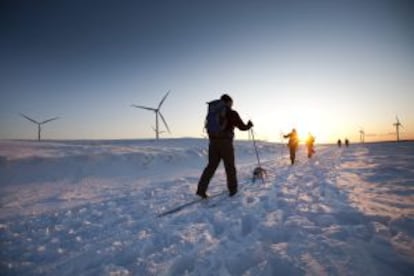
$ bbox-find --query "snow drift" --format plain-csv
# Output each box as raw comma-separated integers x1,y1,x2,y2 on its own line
0,139,413,275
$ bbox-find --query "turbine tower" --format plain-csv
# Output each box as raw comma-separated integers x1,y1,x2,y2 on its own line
20,113,59,141
152,126,166,137
131,90,171,140
393,116,403,142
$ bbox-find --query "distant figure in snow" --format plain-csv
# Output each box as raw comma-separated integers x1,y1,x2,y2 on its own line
337,139,342,147
345,138,349,147
196,94,253,199
284,128,299,165
305,132,315,158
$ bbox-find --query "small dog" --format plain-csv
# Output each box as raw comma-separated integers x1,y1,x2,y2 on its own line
252,167,267,183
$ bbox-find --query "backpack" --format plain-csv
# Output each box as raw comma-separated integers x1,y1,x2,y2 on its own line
205,99,228,135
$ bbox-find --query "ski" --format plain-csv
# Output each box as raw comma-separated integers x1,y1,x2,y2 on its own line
157,191,226,217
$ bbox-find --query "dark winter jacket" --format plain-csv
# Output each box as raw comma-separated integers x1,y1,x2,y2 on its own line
209,108,251,140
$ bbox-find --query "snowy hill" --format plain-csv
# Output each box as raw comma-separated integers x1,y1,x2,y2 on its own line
0,139,413,275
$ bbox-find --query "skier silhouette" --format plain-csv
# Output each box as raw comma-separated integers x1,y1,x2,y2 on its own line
345,138,349,147
196,94,253,198
305,132,315,158
283,128,299,165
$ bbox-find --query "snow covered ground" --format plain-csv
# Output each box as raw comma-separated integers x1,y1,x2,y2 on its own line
0,139,413,275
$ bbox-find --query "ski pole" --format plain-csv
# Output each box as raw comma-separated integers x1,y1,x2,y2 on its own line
250,128,262,169
250,128,266,184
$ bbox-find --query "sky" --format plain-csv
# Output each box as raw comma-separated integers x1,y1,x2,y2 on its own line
1,0,413,143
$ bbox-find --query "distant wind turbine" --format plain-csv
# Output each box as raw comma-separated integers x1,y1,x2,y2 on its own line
393,116,403,142
131,90,171,140
20,113,59,141
359,127,365,143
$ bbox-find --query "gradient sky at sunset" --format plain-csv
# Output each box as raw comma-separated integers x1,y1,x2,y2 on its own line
1,0,413,143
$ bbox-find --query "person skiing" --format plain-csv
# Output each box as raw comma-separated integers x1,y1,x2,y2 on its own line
305,132,315,158
284,128,299,165
196,94,253,198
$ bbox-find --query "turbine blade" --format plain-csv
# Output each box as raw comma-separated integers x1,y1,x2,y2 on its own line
20,113,39,124
41,117,59,124
131,105,156,111
158,90,170,109
159,112,170,133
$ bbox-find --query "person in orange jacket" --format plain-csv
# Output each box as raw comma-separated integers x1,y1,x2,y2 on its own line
284,128,299,165
305,132,315,158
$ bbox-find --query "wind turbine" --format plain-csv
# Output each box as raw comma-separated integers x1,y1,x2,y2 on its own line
359,127,365,143
131,90,171,140
20,113,59,141
393,116,403,142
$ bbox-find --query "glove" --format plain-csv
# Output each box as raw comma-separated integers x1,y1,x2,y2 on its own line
247,120,253,128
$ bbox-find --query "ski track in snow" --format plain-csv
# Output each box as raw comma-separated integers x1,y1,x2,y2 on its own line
0,139,413,275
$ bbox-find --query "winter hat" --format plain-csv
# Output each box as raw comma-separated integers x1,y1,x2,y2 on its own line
220,94,233,103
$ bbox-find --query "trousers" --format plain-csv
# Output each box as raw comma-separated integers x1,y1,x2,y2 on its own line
197,139,237,194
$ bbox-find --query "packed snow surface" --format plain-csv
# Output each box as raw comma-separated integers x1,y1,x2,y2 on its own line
1,139,413,275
